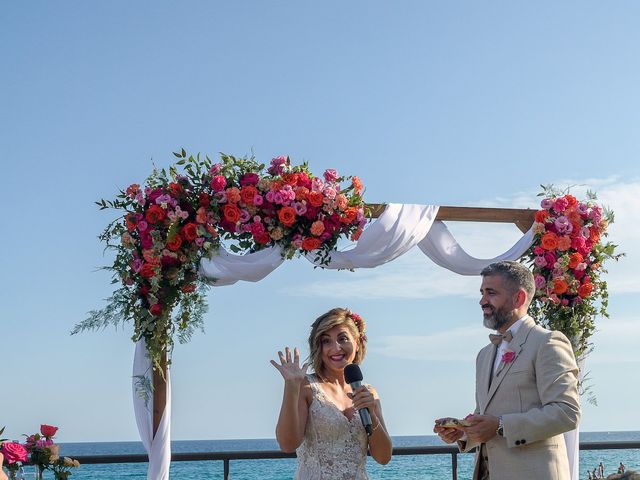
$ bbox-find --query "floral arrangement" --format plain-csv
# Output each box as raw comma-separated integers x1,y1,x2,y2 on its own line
522,186,622,359
0,425,79,480
25,424,60,476
74,151,367,371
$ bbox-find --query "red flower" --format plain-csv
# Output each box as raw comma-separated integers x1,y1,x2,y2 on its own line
534,210,548,223
239,172,260,186
125,213,137,232
41,424,58,438
301,237,322,251
168,182,183,196
210,175,227,192
307,191,324,208
199,192,211,207
278,207,297,227
145,204,166,224
140,263,157,279
553,278,568,295
240,185,258,205
166,234,183,251
578,283,593,298
223,204,241,223
150,304,163,316
254,231,271,244
501,350,516,364
181,223,198,242
541,232,559,250
181,284,197,293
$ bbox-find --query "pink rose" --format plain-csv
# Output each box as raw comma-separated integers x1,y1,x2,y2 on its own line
0,442,28,464
553,197,569,213
41,424,58,438
239,172,260,186
540,198,554,209
501,350,516,364
323,168,339,183
534,256,547,268
210,175,227,192
534,274,546,290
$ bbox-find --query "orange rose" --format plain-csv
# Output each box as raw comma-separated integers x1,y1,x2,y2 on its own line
226,187,241,204
567,211,582,224
301,237,322,251
564,194,578,207
578,283,593,298
307,191,324,207
278,207,297,227
589,228,601,243
294,186,310,201
568,252,584,269
541,232,559,250
223,204,241,223
270,179,284,191
340,207,357,224
310,220,325,236
552,278,568,295
282,173,298,186
534,210,548,223
240,185,258,205
556,235,571,251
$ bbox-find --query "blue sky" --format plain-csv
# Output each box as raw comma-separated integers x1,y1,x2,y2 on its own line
1,1,639,443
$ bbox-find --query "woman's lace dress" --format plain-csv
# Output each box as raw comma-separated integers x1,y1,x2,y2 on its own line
295,374,369,480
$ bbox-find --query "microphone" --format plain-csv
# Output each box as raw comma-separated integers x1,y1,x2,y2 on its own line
344,363,373,436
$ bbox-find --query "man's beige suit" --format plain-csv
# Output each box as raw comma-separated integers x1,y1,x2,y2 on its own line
462,316,581,480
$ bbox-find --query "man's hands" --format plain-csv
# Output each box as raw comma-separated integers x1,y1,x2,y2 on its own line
433,414,500,444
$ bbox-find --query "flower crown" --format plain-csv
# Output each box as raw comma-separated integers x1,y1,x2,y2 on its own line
348,311,367,343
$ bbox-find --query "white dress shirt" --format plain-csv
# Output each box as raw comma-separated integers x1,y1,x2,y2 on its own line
493,316,527,374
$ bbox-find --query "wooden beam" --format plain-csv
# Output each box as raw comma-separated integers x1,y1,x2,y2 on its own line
367,204,536,233
153,351,167,437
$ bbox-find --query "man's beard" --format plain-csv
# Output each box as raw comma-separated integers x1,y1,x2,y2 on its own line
482,304,515,330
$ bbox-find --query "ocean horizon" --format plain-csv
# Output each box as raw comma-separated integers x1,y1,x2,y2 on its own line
43,431,639,479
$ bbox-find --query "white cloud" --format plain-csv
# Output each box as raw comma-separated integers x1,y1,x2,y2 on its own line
281,177,640,299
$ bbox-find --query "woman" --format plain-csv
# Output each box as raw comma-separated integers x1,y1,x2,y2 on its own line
0,453,8,480
271,308,392,479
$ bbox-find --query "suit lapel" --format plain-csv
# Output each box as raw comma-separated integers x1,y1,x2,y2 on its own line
479,344,497,414
484,316,536,409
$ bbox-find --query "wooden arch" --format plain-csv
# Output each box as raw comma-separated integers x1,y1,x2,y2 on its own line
152,205,536,434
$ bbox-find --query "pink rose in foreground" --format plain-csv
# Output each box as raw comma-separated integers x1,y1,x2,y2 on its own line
0,442,28,464
501,350,516,364
40,424,58,438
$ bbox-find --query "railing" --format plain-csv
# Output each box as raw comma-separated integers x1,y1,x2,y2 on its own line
69,441,640,480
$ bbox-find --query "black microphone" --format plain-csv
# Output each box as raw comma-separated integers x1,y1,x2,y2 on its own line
344,363,373,436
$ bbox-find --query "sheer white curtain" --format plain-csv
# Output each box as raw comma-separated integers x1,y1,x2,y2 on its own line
135,203,579,480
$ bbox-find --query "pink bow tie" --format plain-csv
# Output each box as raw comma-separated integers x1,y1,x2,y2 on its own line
489,330,513,345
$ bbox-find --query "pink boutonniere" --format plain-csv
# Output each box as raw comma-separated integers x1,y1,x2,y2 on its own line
501,350,516,364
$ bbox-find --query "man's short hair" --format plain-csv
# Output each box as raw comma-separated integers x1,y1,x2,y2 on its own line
481,260,535,303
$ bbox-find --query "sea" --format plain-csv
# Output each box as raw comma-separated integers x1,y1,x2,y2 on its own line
26,431,639,479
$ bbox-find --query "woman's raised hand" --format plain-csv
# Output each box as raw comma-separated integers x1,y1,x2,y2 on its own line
270,346,309,384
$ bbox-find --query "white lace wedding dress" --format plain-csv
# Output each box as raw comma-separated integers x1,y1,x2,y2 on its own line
294,374,369,480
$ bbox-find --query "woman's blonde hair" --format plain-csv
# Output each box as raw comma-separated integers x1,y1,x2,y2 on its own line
308,307,367,378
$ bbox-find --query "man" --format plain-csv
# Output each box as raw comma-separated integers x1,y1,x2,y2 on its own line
434,261,581,480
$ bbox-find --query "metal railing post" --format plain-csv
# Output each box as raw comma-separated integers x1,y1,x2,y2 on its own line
224,459,229,479
451,451,458,480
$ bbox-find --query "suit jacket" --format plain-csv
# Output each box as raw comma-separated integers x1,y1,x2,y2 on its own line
461,316,581,480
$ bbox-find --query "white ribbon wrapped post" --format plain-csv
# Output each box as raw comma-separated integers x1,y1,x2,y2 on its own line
133,339,172,480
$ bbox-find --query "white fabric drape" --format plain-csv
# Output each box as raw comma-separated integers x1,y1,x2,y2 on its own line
133,339,172,480
138,203,560,479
